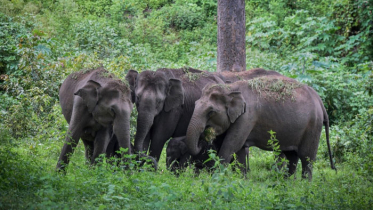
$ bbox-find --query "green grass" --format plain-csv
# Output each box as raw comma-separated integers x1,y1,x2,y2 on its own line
1,129,372,209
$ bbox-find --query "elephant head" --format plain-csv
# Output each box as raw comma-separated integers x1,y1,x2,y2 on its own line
166,137,190,172
74,79,133,154
126,70,185,152
186,84,246,156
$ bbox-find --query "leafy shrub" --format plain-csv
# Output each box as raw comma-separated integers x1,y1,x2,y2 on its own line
157,3,206,30
0,13,33,76
321,108,373,179
72,19,121,58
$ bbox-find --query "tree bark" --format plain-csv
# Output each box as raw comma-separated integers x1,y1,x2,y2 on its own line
217,0,246,72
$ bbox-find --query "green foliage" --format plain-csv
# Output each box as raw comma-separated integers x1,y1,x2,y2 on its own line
267,130,288,175
0,13,33,75
157,2,206,31
72,19,122,58
246,1,373,65
0,0,373,208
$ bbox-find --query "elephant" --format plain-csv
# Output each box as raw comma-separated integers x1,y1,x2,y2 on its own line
166,135,221,173
165,68,285,173
185,75,336,180
125,67,225,161
56,67,156,171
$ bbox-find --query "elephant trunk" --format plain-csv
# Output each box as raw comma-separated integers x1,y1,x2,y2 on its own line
186,111,206,156
138,153,158,171
113,106,132,154
134,103,155,153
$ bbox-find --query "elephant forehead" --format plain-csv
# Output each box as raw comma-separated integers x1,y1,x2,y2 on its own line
137,85,167,99
202,84,230,95
138,71,168,85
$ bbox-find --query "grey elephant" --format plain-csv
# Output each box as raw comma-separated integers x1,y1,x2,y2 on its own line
57,67,156,171
185,76,336,180
166,135,222,173
125,68,225,161
166,68,285,173
219,68,282,83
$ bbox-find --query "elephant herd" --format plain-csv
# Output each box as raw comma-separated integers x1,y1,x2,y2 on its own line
56,67,335,180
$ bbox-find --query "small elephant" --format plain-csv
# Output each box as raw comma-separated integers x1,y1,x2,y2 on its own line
125,68,225,161
57,67,148,171
166,136,218,173
185,75,336,180
166,134,253,175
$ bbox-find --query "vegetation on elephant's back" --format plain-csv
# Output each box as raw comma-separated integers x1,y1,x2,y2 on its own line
0,0,372,209
246,77,304,101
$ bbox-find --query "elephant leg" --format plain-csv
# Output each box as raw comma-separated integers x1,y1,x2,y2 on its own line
57,97,90,171
142,131,151,153
218,116,253,165
149,111,181,161
91,127,111,165
298,127,320,181
275,152,287,171
82,139,94,163
283,151,299,178
106,135,118,158
148,132,171,161
235,146,250,176
300,156,314,181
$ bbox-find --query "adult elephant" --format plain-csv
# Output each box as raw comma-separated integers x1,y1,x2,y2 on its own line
125,68,225,161
57,67,155,171
166,68,285,173
185,75,336,180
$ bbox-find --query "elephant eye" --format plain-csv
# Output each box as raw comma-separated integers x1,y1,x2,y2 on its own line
110,108,115,117
207,110,216,118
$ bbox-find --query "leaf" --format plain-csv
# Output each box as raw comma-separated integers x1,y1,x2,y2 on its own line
297,74,313,83
312,61,330,68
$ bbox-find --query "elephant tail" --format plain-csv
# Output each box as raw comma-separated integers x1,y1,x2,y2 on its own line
322,101,336,171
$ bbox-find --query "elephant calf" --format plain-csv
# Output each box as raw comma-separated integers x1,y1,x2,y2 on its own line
166,136,218,173
185,76,336,180
57,67,134,171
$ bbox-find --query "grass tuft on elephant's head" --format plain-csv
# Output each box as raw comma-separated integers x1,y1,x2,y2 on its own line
246,77,304,102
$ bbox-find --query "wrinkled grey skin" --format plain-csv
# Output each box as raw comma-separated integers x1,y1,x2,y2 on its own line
185,76,335,180
219,68,282,83
126,68,225,161
56,67,133,171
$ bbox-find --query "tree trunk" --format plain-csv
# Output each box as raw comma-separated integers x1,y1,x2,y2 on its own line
217,0,246,72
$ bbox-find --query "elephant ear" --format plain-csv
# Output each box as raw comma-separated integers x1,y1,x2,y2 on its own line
164,79,184,112
125,70,138,103
227,91,246,123
74,80,101,113
179,138,188,155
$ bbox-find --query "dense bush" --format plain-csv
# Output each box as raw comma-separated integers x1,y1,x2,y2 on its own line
0,13,33,76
